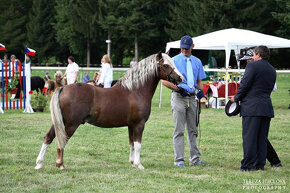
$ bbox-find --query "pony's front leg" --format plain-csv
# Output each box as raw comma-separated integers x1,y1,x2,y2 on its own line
35,125,55,170
129,144,135,164
128,127,135,164
133,141,144,170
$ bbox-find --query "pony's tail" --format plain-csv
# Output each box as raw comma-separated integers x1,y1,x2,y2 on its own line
50,88,67,149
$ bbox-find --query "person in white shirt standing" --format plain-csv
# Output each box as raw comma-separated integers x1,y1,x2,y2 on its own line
63,56,79,85
97,54,113,88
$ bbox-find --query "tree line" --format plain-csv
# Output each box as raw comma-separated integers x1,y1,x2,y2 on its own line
0,0,289,68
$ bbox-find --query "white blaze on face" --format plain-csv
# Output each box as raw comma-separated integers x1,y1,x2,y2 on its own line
162,53,184,81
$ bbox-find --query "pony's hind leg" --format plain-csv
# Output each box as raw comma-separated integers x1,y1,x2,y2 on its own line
35,125,56,170
128,126,134,164
55,125,79,170
56,148,65,170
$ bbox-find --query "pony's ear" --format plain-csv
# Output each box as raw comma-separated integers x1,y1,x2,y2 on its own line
156,51,162,61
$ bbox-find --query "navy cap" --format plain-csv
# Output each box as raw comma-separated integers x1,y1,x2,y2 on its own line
180,35,193,49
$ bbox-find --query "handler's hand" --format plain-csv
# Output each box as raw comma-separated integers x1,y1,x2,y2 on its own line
196,89,204,99
230,96,235,102
177,87,190,97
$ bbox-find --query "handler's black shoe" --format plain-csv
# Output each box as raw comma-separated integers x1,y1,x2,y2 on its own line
240,168,255,172
271,162,282,167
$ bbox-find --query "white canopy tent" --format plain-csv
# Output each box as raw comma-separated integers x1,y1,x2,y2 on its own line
162,28,290,105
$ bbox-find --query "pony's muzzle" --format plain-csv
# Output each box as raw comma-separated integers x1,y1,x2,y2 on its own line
173,75,183,85
177,75,183,84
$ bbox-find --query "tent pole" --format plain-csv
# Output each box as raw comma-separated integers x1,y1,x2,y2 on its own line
158,83,163,108
225,43,231,102
234,46,241,73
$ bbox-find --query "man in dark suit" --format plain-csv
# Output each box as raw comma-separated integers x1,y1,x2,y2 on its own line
238,47,282,168
231,45,276,171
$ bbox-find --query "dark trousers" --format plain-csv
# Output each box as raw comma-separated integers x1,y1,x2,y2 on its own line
241,116,270,170
267,139,281,165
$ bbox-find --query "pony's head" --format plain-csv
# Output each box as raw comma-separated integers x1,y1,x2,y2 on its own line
54,71,63,84
156,52,183,85
54,71,63,77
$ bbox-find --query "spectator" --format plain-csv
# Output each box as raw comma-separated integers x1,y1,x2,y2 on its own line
63,56,79,85
44,72,51,81
25,55,31,65
3,54,9,63
10,54,22,72
97,55,113,88
130,57,137,68
83,72,90,83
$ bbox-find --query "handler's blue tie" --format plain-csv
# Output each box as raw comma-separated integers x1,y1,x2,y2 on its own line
186,58,194,88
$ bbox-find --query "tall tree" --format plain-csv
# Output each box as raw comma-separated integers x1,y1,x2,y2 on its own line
120,0,157,61
54,0,101,66
99,0,128,65
165,0,277,39
99,0,160,64
165,1,200,40
27,0,57,63
0,0,32,58
272,0,290,38
54,0,81,58
71,0,101,66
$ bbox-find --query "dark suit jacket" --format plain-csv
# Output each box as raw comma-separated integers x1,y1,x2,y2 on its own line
234,59,276,117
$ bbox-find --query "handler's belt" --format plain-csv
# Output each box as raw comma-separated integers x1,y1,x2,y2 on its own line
173,91,196,97
188,92,196,96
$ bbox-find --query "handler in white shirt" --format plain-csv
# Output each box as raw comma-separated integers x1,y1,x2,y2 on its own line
63,56,79,85
97,54,113,88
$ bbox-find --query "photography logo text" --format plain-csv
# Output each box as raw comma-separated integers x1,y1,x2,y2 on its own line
243,179,286,191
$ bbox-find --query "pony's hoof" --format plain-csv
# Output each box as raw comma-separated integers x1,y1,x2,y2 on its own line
35,163,43,170
59,165,66,170
56,162,66,170
129,160,134,164
138,164,144,170
133,163,144,170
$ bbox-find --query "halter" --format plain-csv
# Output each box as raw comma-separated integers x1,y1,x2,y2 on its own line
157,58,176,82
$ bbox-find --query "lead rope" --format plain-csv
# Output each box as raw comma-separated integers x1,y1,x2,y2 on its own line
196,98,201,146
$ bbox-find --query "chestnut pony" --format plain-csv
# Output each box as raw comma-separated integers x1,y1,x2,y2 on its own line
35,53,182,170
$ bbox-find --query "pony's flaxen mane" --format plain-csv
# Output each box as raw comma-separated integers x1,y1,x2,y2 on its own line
119,54,158,90
119,53,178,90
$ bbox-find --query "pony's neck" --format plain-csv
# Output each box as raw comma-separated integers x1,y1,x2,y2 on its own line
139,75,160,100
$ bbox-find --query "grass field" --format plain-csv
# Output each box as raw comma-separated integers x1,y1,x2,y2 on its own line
0,72,289,192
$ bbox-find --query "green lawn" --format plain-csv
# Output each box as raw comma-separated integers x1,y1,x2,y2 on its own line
0,73,289,192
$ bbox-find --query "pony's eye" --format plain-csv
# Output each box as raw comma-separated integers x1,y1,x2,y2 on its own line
163,64,169,68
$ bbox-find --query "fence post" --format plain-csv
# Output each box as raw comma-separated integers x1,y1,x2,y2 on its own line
1,61,4,113
23,58,34,113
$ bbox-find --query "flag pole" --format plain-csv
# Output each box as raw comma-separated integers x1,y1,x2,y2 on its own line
24,46,34,113
0,49,4,113
0,61,3,113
